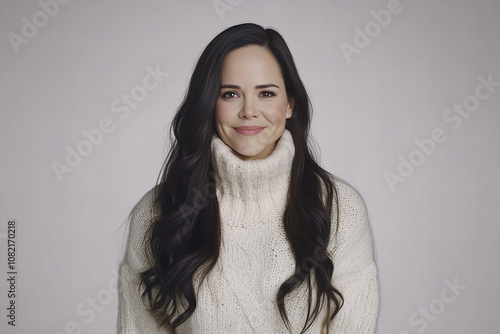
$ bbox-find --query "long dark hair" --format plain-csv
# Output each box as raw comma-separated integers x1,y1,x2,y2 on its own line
140,23,343,333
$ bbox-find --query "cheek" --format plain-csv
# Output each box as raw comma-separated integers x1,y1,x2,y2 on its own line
215,103,232,126
265,104,290,123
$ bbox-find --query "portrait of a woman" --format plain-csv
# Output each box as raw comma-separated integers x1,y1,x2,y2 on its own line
118,23,379,333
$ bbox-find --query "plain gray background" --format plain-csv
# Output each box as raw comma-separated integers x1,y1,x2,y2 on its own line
1,0,499,333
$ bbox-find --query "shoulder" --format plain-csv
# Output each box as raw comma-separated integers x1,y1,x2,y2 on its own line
124,186,161,271
328,176,372,252
331,176,368,221
129,186,160,227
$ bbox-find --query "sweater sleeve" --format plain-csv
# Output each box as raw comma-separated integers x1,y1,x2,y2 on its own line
327,178,379,334
117,188,177,334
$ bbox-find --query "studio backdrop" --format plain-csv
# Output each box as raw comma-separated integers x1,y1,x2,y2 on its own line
1,0,499,333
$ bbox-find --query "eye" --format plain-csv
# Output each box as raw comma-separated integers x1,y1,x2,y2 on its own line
221,91,238,99
260,90,276,98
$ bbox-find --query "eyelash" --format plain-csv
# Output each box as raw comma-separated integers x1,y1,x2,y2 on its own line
221,90,276,99
221,91,238,99
260,90,276,98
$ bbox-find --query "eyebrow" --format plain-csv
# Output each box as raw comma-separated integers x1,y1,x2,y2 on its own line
219,84,280,90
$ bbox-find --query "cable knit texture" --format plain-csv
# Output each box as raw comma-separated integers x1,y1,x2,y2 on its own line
117,130,379,333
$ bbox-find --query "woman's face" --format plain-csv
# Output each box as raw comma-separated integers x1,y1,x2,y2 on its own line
215,45,294,160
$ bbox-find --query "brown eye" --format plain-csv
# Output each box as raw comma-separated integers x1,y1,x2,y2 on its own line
260,90,276,98
222,91,238,99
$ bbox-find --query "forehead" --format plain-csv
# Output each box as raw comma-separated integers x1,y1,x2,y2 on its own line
221,45,284,83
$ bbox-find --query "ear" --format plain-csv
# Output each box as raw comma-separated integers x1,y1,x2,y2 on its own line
286,97,295,119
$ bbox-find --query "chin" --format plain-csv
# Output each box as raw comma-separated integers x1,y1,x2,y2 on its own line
232,146,265,159
237,150,263,159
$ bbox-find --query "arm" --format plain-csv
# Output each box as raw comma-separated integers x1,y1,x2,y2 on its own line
327,178,379,334
117,189,177,334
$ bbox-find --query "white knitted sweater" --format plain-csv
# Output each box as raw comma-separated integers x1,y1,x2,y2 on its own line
118,130,379,333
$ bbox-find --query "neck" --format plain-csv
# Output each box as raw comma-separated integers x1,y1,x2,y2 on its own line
210,130,295,202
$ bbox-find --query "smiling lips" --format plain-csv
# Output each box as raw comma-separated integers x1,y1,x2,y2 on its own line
234,126,265,135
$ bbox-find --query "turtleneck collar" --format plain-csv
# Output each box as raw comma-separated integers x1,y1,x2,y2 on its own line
210,129,295,202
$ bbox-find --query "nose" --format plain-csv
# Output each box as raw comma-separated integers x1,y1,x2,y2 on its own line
239,97,259,119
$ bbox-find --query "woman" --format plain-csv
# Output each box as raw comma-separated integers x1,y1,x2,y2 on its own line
118,23,379,333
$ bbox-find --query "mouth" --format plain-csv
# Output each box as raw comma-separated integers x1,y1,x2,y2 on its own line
233,126,265,135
